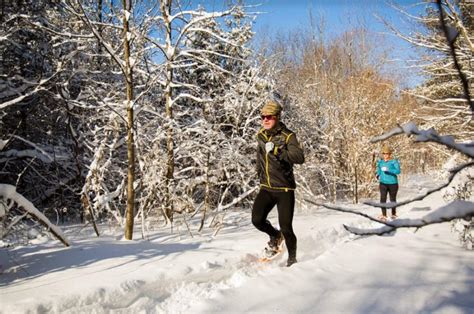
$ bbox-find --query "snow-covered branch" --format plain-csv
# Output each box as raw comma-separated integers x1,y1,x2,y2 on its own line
171,7,238,50
364,161,474,208
179,51,234,75
345,200,474,236
73,1,127,75
435,0,473,113
0,184,70,246
217,186,258,211
304,198,391,225
0,71,61,110
370,122,474,158
170,93,209,107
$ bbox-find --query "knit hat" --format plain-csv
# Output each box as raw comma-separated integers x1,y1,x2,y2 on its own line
260,100,282,116
381,144,392,154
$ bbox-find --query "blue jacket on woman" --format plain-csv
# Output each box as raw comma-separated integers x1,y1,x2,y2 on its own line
376,158,400,184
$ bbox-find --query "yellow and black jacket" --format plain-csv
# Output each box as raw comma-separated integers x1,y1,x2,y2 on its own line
256,123,305,191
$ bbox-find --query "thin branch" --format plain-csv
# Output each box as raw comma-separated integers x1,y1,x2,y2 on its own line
436,0,473,113
370,122,474,158
364,161,474,209
304,198,395,226
74,1,127,76
345,200,474,236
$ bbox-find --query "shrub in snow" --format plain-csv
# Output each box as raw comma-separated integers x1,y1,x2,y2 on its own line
451,219,473,250
443,168,473,250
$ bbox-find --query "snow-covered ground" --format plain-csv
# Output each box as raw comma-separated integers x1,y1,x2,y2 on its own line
1,174,473,313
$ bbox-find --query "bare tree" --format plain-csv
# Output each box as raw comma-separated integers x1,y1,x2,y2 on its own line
1,0,93,237
383,0,473,140
148,1,260,223
122,0,136,240
308,0,473,238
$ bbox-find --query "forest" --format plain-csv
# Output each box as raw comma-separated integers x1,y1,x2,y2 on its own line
0,0,472,246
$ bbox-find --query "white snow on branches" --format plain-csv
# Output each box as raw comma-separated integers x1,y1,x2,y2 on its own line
124,10,131,22
0,184,70,246
371,122,474,158
345,200,474,235
0,139,7,150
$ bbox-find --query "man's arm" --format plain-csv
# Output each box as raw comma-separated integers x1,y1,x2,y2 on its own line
278,133,304,165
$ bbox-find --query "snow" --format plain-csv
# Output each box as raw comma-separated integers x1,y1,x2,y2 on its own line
1,174,473,313
128,57,136,69
166,46,175,60
124,10,131,22
0,139,7,151
0,149,53,163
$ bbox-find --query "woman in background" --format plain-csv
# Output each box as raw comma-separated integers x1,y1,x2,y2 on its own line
376,145,401,221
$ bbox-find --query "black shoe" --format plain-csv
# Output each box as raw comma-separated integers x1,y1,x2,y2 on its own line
268,231,284,251
286,256,297,267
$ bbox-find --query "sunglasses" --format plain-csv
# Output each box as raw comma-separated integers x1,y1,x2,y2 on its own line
261,115,276,121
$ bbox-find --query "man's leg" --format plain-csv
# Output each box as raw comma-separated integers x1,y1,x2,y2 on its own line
252,189,279,238
276,191,296,262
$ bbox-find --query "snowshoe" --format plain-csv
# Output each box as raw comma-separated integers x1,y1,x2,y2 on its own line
268,231,284,251
258,232,284,262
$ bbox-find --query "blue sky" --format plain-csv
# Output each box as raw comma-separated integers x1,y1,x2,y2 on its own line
191,0,425,35
248,0,423,32
188,0,430,86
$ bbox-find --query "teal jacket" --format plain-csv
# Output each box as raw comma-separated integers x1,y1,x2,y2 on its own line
376,158,400,184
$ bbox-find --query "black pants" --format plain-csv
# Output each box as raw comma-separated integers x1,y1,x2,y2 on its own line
379,183,399,216
252,189,297,258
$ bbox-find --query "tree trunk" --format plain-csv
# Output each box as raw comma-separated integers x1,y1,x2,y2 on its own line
164,62,174,222
81,193,100,236
199,151,210,232
96,0,103,69
162,0,174,223
123,0,136,240
354,163,359,204
0,0,4,22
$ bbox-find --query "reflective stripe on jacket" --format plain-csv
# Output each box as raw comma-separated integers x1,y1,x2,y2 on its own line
256,122,305,191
